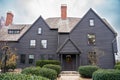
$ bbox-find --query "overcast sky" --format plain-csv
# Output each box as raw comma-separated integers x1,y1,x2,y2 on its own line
0,0,120,54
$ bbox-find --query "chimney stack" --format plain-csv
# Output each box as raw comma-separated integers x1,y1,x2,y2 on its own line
5,12,14,26
61,4,67,20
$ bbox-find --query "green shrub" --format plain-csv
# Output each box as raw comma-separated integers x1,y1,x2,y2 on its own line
93,69,120,80
36,60,60,67
116,61,120,65
43,64,61,75
39,68,57,79
114,64,120,70
78,65,99,78
0,73,49,80
21,66,41,76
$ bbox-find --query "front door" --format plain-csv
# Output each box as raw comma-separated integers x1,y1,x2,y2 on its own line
62,54,76,71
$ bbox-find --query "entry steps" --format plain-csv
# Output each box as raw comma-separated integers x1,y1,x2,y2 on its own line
58,71,80,80
60,71,80,76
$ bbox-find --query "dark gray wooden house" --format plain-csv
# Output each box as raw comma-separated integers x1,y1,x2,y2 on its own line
0,5,117,70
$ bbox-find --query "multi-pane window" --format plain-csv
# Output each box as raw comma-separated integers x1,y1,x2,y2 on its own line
38,28,42,34
89,19,94,26
40,54,46,60
30,40,36,48
20,54,26,64
48,54,54,60
88,52,97,65
8,29,20,34
29,55,34,64
88,34,95,45
41,40,47,48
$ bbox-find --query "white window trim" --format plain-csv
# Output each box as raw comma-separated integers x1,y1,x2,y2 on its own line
29,55,34,59
41,40,47,48
38,28,42,34
30,40,36,48
89,19,94,26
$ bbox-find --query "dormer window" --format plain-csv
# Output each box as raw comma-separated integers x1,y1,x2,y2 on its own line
38,28,42,34
8,29,20,34
89,19,94,26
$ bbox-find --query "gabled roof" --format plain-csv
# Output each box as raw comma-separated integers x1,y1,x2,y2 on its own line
70,8,117,35
46,17,80,33
0,24,31,41
0,8,117,41
57,38,81,53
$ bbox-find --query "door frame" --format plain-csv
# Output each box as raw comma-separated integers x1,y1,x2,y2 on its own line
59,53,80,71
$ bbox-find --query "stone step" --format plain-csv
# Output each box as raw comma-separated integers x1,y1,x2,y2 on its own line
61,71,79,74
57,71,80,80
60,71,80,76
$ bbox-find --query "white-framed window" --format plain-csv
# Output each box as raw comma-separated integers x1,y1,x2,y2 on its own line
29,55,34,64
38,28,42,34
41,40,47,48
30,40,36,48
89,19,94,26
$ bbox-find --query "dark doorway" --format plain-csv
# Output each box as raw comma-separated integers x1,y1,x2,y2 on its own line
62,54,76,71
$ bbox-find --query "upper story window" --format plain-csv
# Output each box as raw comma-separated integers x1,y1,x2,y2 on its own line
29,55,34,64
89,19,94,26
30,40,36,48
88,34,95,45
38,28,42,34
8,29,20,34
41,40,47,48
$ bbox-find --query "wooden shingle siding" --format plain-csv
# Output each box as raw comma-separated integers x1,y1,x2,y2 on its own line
70,9,116,68
0,8,117,70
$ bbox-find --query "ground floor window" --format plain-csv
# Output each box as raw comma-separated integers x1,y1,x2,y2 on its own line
40,54,46,60
20,54,26,64
29,55,34,64
48,54,55,60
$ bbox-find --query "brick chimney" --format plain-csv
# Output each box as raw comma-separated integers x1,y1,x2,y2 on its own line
61,4,67,20
5,12,14,26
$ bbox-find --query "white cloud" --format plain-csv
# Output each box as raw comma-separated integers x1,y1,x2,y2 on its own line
5,0,104,24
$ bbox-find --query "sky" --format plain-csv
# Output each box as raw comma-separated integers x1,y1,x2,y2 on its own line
0,0,120,58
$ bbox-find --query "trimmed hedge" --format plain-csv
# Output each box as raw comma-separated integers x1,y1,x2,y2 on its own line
21,66,41,76
43,64,61,75
0,73,48,80
78,65,99,78
114,64,120,70
39,68,57,80
93,69,120,80
36,60,60,67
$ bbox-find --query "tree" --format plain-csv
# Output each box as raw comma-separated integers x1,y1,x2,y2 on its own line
0,42,17,73
88,47,105,65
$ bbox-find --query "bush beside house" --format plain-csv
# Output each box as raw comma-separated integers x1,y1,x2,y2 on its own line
43,64,61,76
0,73,49,80
21,66,41,76
36,60,60,67
78,65,99,78
92,69,120,80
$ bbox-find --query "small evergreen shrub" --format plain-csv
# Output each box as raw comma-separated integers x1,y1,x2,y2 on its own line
39,68,57,80
21,66,41,76
36,60,60,67
78,65,99,78
114,64,120,70
93,69,120,80
0,73,49,80
43,64,61,75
